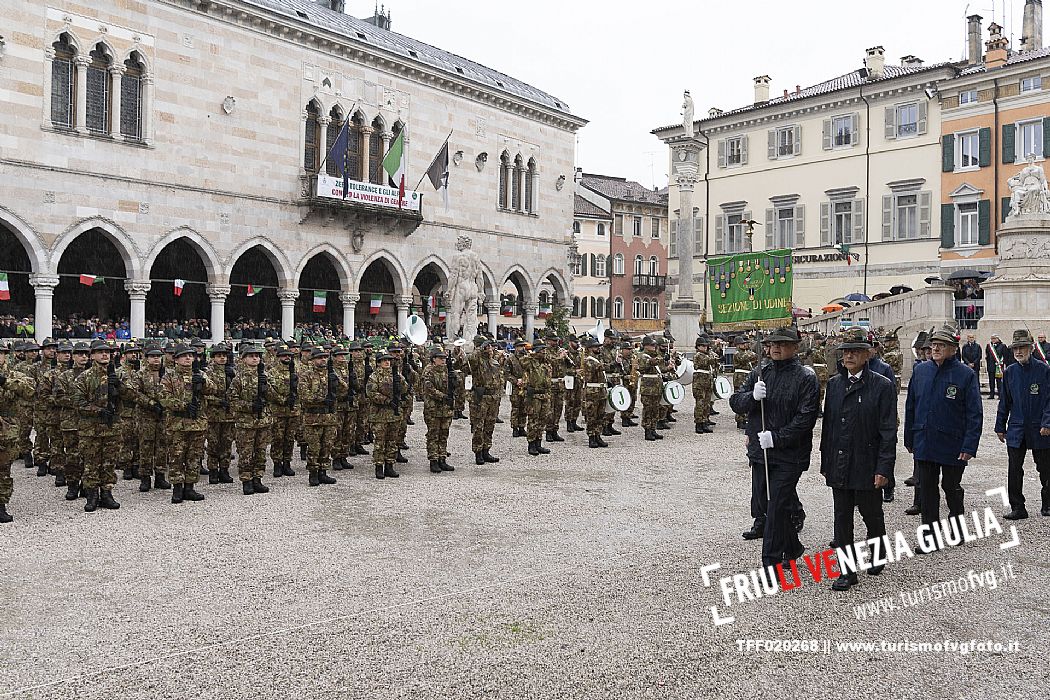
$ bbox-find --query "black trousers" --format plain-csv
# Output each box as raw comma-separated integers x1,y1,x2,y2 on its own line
832,488,886,575
750,461,804,567
916,460,966,526
1007,442,1050,510
987,368,1002,398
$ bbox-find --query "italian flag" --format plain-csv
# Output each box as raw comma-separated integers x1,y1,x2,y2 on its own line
369,294,382,315
502,304,514,317
79,274,98,286
438,307,447,321
428,295,437,311
538,303,552,318
838,244,852,266
382,129,407,208
246,284,260,297
174,278,185,297
313,291,327,313
0,273,9,301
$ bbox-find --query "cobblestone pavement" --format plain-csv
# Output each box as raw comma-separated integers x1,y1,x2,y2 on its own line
1,393,1048,699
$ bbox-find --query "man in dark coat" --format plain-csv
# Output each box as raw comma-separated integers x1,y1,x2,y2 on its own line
730,326,819,569
1035,332,1050,364
905,323,983,539
820,328,897,590
961,333,982,375
995,329,1050,519
985,333,1013,399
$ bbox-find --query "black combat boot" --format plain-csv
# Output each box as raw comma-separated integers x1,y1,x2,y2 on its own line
208,470,220,485
406,418,415,426
182,484,204,502
139,475,152,493
528,440,540,456
666,414,677,423
595,435,609,448
606,424,621,436
37,462,49,477
439,458,454,472
218,468,234,484
23,452,34,469
695,423,705,434
375,464,385,480
332,457,346,471
355,444,369,455
273,461,283,478
710,409,719,415
154,473,171,489
644,429,657,441
544,430,556,442
621,417,638,427
454,410,467,420
741,520,765,540
318,469,336,485
309,471,320,487
299,444,308,461
549,430,565,442
363,432,374,444
652,429,664,440
171,484,185,504
0,504,11,523
99,489,120,510
65,480,80,501
383,462,400,478
475,452,485,465
395,450,408,464
399,442,409,450
281,461,296,477
588,435,599,448
656,420,671,430
430,460,443,473
121,467,134,480
482,450,499,463
512,427,525,437
84,487,99,512
55,473,66,487
251,477,269,493
536,440,550,455
564,421,577,433
243,480,254,495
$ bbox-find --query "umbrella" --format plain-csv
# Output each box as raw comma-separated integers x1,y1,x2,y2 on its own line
821,304,844,313
844,293,870,302
890,284,912,295
872,292,892,300
924,276,943,285
791,305,812,318
946,269,991,281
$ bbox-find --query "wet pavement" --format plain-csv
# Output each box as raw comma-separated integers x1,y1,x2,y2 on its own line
2,394,1048,699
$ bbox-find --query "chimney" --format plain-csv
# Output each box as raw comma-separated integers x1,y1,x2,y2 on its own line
325,0,345,13
753,75,771,105
900,55,923,66
1022,0,1043,52
363,3,392,30
967,14,983,64
865,46,885,79
985,22,1010,69
707,107,724,118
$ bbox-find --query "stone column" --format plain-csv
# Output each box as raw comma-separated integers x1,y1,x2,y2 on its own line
523,302,537,340
666,135,704,345
340,292,359,339
207,285,230,342
360,126,373,182
278,289,299,340
395,295,411,334
30,274,59,343
141,74,154,144
41,48,54,128
318,116,331,173
485,297,499,337
978,213,1050,345
108,65,124,140
74,56,90,134
124,280,151,339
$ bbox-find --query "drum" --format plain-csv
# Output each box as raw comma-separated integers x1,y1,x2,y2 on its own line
564,375,575,390
714,375,733,399
660,380,686,406
606,385,632,413
676,358,694,386
505,380,514,396
464,375,473,391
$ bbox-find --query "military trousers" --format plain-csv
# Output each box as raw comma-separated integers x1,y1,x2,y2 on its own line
137,415,163,479
333,407,358,459
60,429,82,481
303,419,336,472
693,382,713,424
206,421,235,472
545,385,565,432
118,416,139,470
640,393,662,430
509,391,526,429
80,432,120,490
271,414,298,464
564,385,582,423
469,393,499,452
168,430,206,485
526,394,550,441
235,425,270,481
424,412,452,461
584,390,606,437
371,420,399,465
0,438,16,505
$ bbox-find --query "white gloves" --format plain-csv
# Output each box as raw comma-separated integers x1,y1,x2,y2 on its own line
758,431,774,449
753,380,767,401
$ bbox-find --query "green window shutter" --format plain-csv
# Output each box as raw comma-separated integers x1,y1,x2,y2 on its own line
940,203,955,249
1002,195,1011,223
978,127,992,167
942,134,955,172
1002,123,1016,163
1044,117,1050,158
978,198,991,245
765,208,774,249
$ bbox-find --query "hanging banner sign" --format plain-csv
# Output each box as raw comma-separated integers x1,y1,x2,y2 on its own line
315,175,422,212
707,248,794,331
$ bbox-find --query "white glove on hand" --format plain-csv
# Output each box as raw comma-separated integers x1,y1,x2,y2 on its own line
758,431,774,450
753,380,767,401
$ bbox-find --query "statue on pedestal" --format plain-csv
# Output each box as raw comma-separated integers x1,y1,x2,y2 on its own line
681,90,695,138
446,235,485,343
1006,155,1050,220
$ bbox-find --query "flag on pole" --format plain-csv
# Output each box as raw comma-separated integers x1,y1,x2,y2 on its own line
502,304,514,317
174,278,185,297
79,274,98,286
246,284,260,297
428,295,437,311
838,243,852,266
382,129,407,208
326,117,351,199
313,291,327,313
438,307,447,322
0,273,9,301
425,140,450,211
369,294,382,315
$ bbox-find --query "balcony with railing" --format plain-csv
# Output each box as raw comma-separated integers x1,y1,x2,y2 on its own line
298,172,424,237
632,273,667,290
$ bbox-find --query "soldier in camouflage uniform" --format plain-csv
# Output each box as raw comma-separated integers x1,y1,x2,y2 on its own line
130,345,169,492
299,348,341,486
54,342,90,500
72,340,123,512
505,340,528,436
350,342,370,457
295,341,311,461
421,347,456,473
391,343,417,460
520,345,552,456
617,342,639,428
563,335,584,433
542,332,567,443
115,343,142,481
468,339,502,465
0,350,34,523
331,345,357,471
40,342,71,486
366,352,401,479
204,344,237,485
13,341,39,470
732,336,758,429
693,335,717,434
450,344,468,420
158,344,215,504
32,338,59,476
637,336,668,441
581,337,609,448
881,329,904,393
269,346,299,478
228,343,274,494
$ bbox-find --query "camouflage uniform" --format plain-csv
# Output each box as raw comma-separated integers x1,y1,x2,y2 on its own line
521,352,551,452
619,346,639,425
73,355,123,509
692,346,717,432
37,354,65,479
0,366,34,520
393,352,417,452
352,351,372,452
563,341,583,430
331,349,359,469
228,355,274,486
733,345,758,427
505,345,528,433
366,361,400,477
543,341,567,439
450,347,468,418
298,356,342,482
205,356,237,481
158,358,215,494
637,343,666,438
467,345,500,459
269,356,300,477
53,353,89,496
115,353,142,478
809,342,830,413
13,347,37,466
581,345,608,442
129,356,167,489
28,346,56,473
421,357,455,470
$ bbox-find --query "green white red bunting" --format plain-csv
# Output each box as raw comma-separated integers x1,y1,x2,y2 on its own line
79,274,97,286
369,295,382,315
0,273,9,300
174,278,185,297
313,292,327,313
246,284,260,297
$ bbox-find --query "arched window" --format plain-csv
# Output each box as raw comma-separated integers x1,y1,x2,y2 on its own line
572,296,580,316
595,254,607,278
512,154,524,211
369,117,384,184
634,255,644,275
325,106,344,176
649,256,659,275
613,296,624,319
573,220,581,234
499,151,510,209
597,223,606,237
85,44,112,134
120,52,146,141
632,297,641,319
51,34,77,129
570,255,581,277
303,101,321,171
647,299,655,319
525,157,536,213
595,296,606,318
613,253,624,276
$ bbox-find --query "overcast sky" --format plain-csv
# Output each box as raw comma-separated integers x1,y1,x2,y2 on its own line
377,0,1030,188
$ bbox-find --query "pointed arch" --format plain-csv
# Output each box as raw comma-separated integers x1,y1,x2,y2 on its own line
143,227,223,283
501,264,535,302
50,28,83,54
293,242,353,290
50,216,142,279
120,47,152,75
355,249,407,295
539,268,570,306
0,206,47,273
225,236,292,285
409,254,451,288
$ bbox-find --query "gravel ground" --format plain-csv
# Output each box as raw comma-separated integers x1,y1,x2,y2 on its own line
1,393,1048,699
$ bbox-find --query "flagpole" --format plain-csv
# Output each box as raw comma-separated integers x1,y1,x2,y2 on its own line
414,130,453,192
316,102,357,174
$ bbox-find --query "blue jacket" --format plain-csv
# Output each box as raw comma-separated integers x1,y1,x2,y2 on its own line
904,354,983,467
869,356,896,386
995,358,1050,449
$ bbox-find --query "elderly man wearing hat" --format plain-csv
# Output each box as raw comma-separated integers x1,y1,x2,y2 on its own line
995,329,1050,519
730,326,820,568
904,323,983,539
819,327,898,590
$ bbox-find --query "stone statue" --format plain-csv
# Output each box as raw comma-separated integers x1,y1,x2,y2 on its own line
1006,155,1050,220
446,235,485,343
681,90,695,138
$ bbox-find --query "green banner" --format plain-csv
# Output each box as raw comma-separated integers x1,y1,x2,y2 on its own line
708,248,793,331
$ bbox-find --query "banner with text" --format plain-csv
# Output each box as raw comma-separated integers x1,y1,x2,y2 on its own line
315,175,422,212
708,248,793,331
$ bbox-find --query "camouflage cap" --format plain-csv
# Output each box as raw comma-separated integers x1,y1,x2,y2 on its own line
928,323,960,346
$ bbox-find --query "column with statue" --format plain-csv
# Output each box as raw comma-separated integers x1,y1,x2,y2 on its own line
666,89,705,346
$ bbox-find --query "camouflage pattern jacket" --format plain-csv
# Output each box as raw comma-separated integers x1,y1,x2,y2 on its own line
0,370,34,441
73,362,122,438
421,364,454,418
158,364,215,432
366,366,398,424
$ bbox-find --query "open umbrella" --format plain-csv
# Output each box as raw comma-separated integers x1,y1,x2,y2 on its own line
821,304,845,313
890,284,912,295
844,292,870,302
872,292,892,300
946,269,991,281
924,276,943,285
